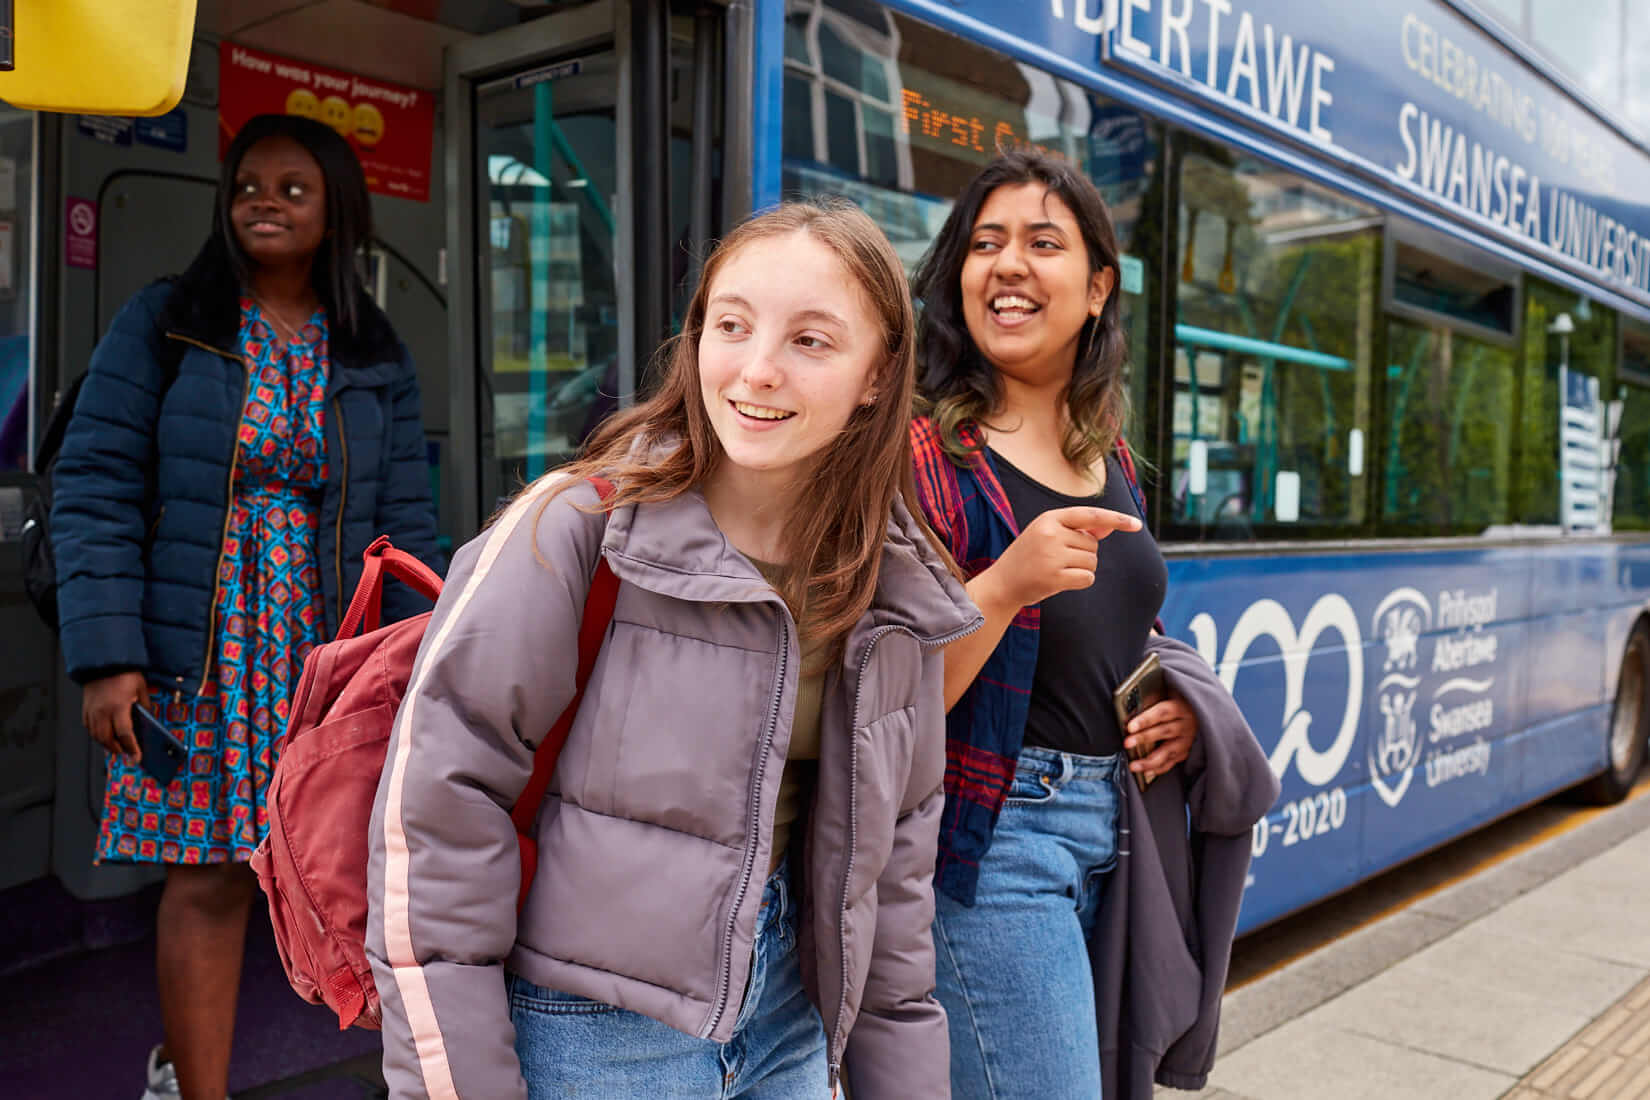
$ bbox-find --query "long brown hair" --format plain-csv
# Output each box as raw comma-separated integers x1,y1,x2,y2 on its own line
540,200,947,645
913,149,1129,473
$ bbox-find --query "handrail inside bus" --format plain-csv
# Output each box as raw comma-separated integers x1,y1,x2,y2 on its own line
1174,323,1351,371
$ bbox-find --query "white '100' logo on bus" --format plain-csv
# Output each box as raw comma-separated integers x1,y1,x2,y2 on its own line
1188,596,1365,787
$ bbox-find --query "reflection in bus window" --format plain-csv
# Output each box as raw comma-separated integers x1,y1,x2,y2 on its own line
1382,322,1516,532
1392,242,1516,335
1529,0,1621,109
1614,324,1650,530
1170,149,1379,540
1631,13,1650,135
1474,0,1523,29
1517,281,1616,529
779,0,1162,440
0,108,31,471
478,55,621,507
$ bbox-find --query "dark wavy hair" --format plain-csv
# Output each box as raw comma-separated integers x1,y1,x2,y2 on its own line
914,149,1129,472
167,114,375,343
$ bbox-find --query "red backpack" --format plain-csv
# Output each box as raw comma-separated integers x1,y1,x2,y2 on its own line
251,479,618,1030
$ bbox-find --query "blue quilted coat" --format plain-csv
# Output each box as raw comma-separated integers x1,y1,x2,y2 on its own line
51,279,442,688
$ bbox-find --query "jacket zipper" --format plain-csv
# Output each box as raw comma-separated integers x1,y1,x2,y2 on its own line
167,333,232,360
825,625,890,1081
704,609,792,1038
330,397,349,626
172,335,250,700
826,615,983,1084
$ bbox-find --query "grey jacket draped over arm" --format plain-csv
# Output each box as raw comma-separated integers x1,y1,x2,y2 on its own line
1091,632,1281,1097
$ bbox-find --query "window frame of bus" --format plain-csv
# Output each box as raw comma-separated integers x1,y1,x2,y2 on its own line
1157,131,1384,546
1611,318,1650,531
1375,219,1528,537
1381,217,1523,351
0,106,33,475
1517,277,1618,529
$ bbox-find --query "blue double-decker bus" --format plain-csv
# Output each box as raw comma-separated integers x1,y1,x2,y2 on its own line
8,1,1650,1092
770,0,1650,929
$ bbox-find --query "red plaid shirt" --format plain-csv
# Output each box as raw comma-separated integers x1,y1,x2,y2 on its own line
909,416,1148,905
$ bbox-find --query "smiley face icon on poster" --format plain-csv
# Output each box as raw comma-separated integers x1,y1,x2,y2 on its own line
353,103,385,147
320,96,354,137
285,88,319,120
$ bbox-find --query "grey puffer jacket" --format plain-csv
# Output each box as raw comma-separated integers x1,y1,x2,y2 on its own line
366,475,980,1099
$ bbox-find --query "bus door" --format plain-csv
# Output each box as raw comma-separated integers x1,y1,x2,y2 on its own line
0,115,50,902
444,0,733,534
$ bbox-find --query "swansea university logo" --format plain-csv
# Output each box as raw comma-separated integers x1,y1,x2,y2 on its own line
1368,588,1432,807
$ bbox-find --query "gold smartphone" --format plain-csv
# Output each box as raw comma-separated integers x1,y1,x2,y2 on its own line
1113,652,1166,793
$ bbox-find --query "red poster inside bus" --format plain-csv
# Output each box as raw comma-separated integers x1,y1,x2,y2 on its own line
219,43,433,203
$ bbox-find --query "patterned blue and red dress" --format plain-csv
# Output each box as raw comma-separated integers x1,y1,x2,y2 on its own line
97,298,329,865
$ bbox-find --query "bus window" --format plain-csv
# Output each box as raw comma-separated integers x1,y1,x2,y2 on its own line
0,107,30,472
1530,0,1622,109
1375,227,1529,536
477,54,621,501
1516,281,1617,530
1613,323,1650,531
1169,146,1380,541
1392,242,1518,335
1381,320,1517,532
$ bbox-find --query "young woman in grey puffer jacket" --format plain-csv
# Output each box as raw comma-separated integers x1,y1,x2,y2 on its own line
366,201,980,1099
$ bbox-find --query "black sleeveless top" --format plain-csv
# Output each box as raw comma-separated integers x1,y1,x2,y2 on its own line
991,449,1168,758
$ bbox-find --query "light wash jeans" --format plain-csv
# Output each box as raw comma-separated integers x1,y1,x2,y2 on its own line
508,861,829,1099
933,745,1124,1100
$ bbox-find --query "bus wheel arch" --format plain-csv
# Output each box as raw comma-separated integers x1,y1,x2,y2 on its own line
1580,619,1650,805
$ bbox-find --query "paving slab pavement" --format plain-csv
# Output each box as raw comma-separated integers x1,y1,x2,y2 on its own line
1170,789,1650,1100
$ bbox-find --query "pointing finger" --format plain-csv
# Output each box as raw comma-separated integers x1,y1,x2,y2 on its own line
1050,506,1141,538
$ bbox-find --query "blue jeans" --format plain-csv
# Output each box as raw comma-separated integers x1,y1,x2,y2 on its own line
934,746,1123,1100
507,862,829,1099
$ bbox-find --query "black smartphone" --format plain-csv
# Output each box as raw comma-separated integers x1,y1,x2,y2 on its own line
132,703,188,786
1113,653,1166,794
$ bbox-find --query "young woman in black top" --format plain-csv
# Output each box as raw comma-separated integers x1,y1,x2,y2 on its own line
909,149,1199,1097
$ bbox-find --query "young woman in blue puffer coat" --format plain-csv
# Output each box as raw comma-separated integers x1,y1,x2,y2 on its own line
50,113,441,1100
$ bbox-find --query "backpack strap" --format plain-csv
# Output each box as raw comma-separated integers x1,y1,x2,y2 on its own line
345,536,445,637
511,475,619,911
32,374,86,472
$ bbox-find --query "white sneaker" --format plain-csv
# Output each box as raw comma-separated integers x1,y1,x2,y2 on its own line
141,1045,180,1100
